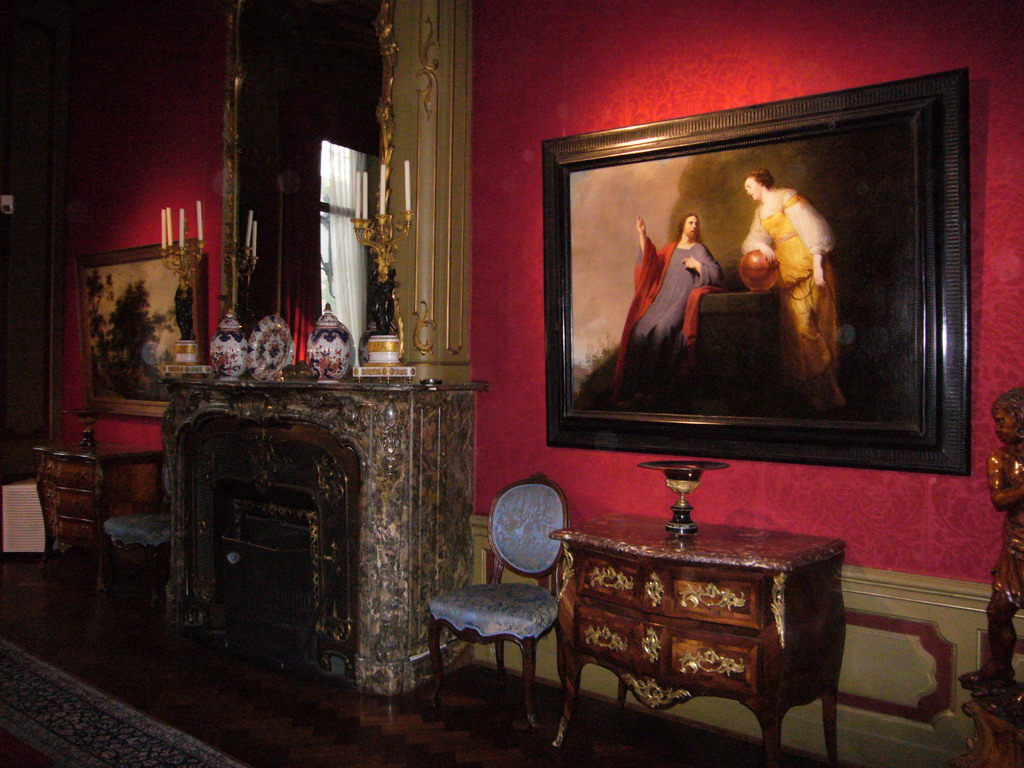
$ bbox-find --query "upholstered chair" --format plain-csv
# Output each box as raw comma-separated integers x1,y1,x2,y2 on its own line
428,473,569,726
101,462,170,602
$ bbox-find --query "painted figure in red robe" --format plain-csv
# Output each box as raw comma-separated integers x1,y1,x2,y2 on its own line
612,213,723,407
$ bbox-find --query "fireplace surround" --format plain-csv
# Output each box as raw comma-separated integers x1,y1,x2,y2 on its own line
162,379,484,695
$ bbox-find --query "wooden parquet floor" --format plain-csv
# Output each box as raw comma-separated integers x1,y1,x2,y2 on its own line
0,551,833,768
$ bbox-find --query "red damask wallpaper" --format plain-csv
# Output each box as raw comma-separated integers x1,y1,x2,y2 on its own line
470,0,1024,582
61,4,225,449
59,0,1023,584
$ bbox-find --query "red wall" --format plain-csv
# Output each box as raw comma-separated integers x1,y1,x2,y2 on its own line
61,1,225,448
470,0,1024,582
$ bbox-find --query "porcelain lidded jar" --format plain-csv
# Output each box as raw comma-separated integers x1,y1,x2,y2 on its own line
209,312,247,379
307,304,353,380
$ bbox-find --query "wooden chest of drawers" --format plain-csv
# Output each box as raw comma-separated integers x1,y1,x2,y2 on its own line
35,444,162,590
552,515,845,768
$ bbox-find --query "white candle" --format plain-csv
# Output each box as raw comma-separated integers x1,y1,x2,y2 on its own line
355,172,363,219
379,163,386,216
404,160,411,211
179,208,185,247
160,208,166,248
252,220,258,260
245,209,253,247
196,200,203,242
364,171,370,218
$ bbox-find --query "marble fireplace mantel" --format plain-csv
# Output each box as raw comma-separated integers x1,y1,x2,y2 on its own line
161,378,486,695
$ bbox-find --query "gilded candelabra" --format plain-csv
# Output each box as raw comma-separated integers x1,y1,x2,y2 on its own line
352,208,414,339
161,235,205,290
352,210,415,286
232,242,258,323
160,232,205,358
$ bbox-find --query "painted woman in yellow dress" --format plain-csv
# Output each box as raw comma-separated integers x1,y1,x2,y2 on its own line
741,169,845,411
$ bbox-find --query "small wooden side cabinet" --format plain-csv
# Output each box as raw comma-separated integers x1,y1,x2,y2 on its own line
35,444,162,590
552,514,845,768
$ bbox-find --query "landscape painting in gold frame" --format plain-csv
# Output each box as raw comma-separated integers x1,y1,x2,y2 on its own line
77,244,179,416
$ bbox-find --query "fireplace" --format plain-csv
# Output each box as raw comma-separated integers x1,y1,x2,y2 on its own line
162,380,484,694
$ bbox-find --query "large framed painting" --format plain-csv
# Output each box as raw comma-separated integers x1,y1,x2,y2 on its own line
77,245,180,416
543,69,969,474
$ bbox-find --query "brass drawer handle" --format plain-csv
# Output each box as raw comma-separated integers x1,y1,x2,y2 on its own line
583,625,628,652
642,627,660,663
678,582,747,611
621,674,691,708
645,573,664,606
771,573,786,648
679,648,746,677
588,566,634,591
558,545,575,600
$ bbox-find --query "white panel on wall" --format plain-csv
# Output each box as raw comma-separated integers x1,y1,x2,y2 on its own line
2,479,45,553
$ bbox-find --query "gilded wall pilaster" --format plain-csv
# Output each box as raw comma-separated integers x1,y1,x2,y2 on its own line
391,1,472,381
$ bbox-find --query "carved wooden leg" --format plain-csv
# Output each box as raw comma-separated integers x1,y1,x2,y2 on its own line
520,637,538,727
428,619,444,707
96,535,111,592
617,678,628,708
821,688,839,766
553,651,583,748
953,698,1024,768
495,639,505,682
40,524,53,571
555,625,565,688
758,711,782,768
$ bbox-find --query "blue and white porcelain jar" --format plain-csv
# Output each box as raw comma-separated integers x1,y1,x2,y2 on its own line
209,312,247,379
307,305,352,380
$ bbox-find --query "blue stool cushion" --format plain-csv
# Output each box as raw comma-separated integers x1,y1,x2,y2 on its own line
103,514,171,547
429,582,558,639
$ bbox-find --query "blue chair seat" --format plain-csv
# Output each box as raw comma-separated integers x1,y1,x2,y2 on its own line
429,582,558,639
103,514,171,548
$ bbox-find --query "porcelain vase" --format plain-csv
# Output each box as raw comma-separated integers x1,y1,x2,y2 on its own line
209,312,247,379
307,305,353,380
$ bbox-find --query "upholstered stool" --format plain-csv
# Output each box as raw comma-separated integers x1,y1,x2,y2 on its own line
102,514,171,602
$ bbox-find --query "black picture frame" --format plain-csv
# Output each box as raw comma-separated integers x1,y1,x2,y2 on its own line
542,69,969,474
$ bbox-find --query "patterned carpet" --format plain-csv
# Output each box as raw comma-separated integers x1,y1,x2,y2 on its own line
0,637,250,768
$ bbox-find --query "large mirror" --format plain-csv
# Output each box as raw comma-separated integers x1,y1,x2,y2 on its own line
223,0,383,345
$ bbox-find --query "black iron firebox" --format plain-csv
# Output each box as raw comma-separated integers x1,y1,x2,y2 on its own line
223,514,315,669
179,416,360,677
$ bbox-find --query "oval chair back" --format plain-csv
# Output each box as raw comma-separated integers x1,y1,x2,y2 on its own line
488,474,567,584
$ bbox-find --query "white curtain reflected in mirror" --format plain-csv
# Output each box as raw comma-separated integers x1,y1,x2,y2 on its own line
320,140,370,345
